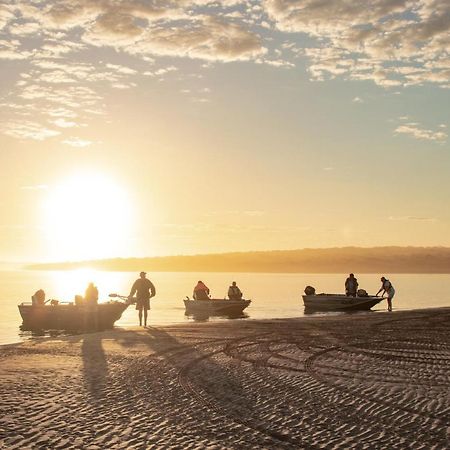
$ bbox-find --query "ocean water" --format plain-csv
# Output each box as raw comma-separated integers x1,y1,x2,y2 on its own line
1,270,449,345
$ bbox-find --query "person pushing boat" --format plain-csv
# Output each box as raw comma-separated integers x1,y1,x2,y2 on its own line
376,276,395,312
129,272,156,327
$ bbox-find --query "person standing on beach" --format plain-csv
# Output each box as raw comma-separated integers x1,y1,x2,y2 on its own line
345,273,358,297
129,272,156,327
376,276,395,312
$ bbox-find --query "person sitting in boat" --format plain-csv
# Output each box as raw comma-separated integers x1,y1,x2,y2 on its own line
228,281,243,300
345,273,359,297
31,289,45,306
84,282,98,306
193,281,210,300
376,276,395,312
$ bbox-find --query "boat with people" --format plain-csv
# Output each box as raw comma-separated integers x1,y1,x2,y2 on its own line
302,286,384,312
185,280,251,317
18,294,131,331
184,298,251,316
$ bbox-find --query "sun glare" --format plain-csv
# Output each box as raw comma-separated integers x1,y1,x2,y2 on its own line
42,173,133,261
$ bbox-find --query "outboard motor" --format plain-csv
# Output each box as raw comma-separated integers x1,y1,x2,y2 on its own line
357,289,368,297
304,286,316,296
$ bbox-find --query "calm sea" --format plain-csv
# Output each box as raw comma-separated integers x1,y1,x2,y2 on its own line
1,270,449,345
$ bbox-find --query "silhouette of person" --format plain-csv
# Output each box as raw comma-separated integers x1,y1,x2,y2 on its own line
228,281,243,300
193,281,210,300
376,276,395,311
129,272,156,326
32,289,45,306
345,273,359,297
84,282,98,306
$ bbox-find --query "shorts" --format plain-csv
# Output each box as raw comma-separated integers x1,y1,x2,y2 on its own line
387,288,395,300
135,297,150,311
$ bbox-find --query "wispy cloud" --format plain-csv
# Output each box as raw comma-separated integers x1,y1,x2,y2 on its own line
2,121,60,140
394,122,448,143
20,184,48,191
388,216,437,222
62,137,92,148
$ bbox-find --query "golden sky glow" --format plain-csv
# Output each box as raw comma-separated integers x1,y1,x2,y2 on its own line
1,1,450,262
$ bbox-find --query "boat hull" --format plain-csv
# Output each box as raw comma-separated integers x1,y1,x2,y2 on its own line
184,299,251,316
302,294,383,312
18,302,129,331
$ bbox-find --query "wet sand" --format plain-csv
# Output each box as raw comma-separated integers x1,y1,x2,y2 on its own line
0,308,449,449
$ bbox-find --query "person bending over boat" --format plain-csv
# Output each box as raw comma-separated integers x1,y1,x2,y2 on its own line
193,281,210,300
129,272,156,327
84,282,98,306
345,273,359,297
376,277,395,312
228,281,243,300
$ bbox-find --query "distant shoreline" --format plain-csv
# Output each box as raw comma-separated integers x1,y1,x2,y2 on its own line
26,246,450,273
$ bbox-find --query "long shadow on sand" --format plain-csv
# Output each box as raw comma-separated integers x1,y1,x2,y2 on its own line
81,332,108,400
116,325,247,405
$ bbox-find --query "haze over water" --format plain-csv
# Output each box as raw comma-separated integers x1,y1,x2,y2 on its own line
2,269,450,345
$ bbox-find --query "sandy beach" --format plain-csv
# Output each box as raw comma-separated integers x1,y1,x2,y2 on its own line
1,308,449,449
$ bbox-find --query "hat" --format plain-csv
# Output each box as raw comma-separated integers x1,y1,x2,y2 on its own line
140,271,146,276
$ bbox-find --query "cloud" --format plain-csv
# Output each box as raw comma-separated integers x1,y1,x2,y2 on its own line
0,39,33,60
93,16,267,62
51,118,78,128
62,137,93,147
1,1,269,142
394,122,448,142
264,0,450,88
2,121,61,140
2,0,449,146
388,216,437,222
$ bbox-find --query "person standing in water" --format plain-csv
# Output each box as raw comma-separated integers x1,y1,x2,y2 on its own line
129,272,156,327
345,273,359,297
376,276,395,312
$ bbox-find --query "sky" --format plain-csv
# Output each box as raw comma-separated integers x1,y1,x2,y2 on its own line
1,0,450,262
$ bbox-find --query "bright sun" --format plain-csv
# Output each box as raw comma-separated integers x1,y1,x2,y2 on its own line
42,173,133,261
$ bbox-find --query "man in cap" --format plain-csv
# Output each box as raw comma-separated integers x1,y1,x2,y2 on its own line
129,272,156,326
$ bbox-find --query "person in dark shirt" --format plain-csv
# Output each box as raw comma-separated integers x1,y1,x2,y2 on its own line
228,281,243,300
193,281,210,300
129,272,156,326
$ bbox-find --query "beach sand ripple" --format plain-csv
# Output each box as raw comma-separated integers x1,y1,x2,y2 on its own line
1,309,449,449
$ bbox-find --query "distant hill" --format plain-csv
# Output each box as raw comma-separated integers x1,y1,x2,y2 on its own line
27,246,450,273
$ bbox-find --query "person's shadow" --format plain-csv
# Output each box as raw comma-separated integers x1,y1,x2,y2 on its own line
81,332,108,400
